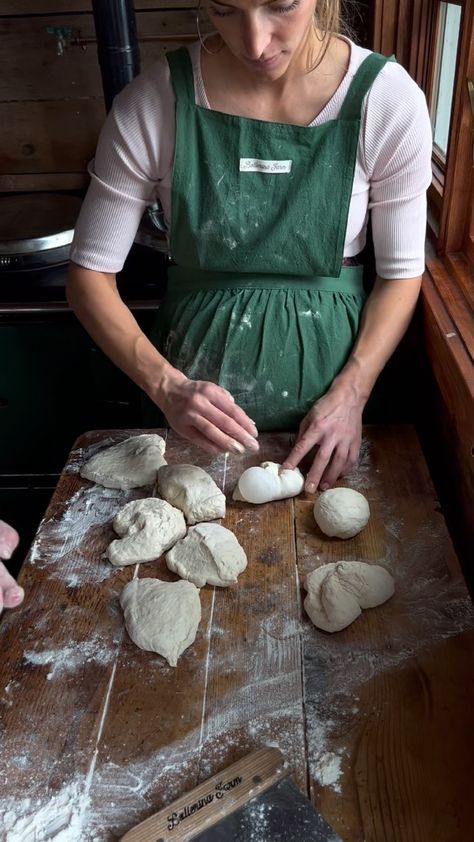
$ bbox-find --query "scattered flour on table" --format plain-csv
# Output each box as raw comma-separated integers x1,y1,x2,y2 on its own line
343,437,373,492
27,485,148,586
0,780,89,841
23,635,116,680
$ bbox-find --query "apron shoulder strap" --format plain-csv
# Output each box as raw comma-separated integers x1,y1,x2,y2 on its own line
166,46,195,101
338,52,396,121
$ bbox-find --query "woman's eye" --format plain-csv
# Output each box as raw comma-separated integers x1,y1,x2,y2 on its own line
273,1,300,12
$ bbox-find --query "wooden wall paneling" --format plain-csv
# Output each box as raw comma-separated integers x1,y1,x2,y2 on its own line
1,4,208,191
1,100,105,175
0,16,102,101
1,10,207,101
0,1,199,15
394,0,412,69
0,172,89,192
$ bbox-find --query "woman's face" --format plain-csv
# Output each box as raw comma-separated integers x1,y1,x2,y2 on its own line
204,0,318,77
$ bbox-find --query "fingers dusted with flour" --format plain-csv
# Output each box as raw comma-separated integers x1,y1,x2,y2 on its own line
0,521,24,615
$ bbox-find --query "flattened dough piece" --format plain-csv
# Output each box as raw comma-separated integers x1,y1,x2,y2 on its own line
120,578,201,667
166,523,247,587
304,561,394,633
106,498,186,566
80,434,167,489
156,464,225,524
233,461,304,504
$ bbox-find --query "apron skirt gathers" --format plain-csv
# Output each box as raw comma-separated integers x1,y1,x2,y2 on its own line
148,47,391,430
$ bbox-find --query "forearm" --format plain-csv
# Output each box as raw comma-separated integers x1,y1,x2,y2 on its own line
330,275,422,406
66,263,182,403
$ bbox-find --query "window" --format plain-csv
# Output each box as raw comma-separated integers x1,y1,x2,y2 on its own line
370,0,474,286
432,3,462,160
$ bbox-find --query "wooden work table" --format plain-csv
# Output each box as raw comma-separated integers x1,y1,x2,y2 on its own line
1,427,473,841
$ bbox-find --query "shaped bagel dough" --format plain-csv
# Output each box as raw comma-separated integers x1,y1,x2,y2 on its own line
80,434,167,489
166,523,247,587
313,487,370,539
233,461,304,504
156,464,225,524
120,578,201,667
304,561,394,633
106,498,186,566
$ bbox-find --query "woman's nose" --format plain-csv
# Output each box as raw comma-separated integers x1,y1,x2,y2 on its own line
241,13,272,59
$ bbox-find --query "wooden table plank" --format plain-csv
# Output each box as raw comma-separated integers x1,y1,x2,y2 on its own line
295,425,474,842
195,432,307,792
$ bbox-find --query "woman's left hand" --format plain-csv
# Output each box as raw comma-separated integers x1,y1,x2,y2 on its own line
281,382,363,493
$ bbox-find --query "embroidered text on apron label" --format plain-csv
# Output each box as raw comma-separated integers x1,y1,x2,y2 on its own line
239,158,292,174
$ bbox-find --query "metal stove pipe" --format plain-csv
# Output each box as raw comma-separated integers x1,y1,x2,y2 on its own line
91,0,140,113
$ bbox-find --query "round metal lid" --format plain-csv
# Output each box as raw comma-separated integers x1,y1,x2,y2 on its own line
0,193,83,255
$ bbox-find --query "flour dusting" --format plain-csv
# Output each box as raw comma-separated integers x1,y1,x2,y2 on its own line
0,780,89,841
23,635,116,680
27,485,147,585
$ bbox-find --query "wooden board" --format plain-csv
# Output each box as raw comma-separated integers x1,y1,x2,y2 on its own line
0,426,473,841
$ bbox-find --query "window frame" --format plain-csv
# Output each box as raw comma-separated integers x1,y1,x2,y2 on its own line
370,0,474,315
370,0,473,256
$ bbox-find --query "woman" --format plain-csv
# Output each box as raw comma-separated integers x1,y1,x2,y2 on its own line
67,0,432,492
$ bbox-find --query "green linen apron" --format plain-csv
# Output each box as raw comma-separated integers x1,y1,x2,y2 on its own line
149,47,391,430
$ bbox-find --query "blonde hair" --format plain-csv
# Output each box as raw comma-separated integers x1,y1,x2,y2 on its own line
308,0,345,71
314,0,342,36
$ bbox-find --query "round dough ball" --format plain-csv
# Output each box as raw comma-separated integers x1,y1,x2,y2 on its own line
313,487,370,539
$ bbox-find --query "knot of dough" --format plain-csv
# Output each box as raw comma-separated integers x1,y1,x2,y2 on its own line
233,461,304,504
304,561,394,633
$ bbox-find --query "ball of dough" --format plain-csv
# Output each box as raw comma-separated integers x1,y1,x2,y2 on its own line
313,487,370,539
304,561,394,633
80,434,167,489
233,461,304,504
120,578,201,667
105,498,187,566
166,523,247,587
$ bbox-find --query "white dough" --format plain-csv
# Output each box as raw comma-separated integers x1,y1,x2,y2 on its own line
233,461,304,504
166,523,247,587
80,434,167,489
304,561,394,633
106,498,186,566
120,577,201,666
156,464,225,524
313,487,370,539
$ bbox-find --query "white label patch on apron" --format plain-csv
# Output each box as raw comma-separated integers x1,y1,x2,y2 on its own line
240,158,292,174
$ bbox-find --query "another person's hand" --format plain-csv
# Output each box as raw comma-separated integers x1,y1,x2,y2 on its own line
156,370,260,456
0,520,24,615
281,384,363,493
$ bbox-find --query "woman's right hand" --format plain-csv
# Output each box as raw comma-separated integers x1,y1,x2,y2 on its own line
155,369,260,455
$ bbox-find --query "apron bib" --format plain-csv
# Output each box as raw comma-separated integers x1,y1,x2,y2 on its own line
149,48,390,430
